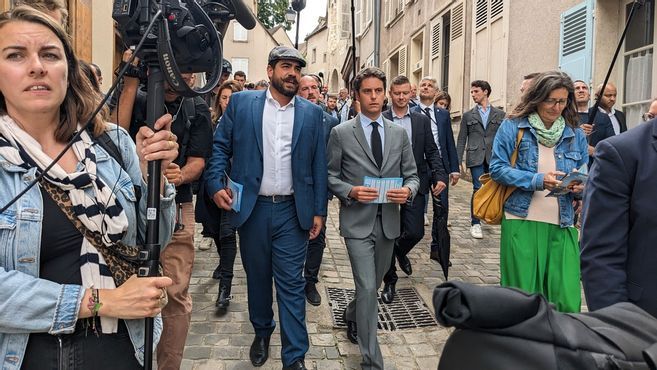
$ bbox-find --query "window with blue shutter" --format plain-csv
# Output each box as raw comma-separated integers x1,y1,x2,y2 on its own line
559,0,594,84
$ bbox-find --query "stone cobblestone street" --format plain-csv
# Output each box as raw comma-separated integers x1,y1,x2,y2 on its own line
182,179,502,370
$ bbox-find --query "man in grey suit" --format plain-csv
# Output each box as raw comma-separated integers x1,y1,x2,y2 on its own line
456,80,505,239
327,67,419,370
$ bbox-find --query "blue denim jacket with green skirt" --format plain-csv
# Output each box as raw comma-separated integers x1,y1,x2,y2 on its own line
489,117,589,228
0,124,176,369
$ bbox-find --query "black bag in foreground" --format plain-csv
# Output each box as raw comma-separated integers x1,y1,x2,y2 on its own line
433,281,657,370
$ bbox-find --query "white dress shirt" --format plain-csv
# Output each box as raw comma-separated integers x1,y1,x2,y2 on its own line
599,107,621,135
259,89,295,196
338,99,351,123
418,102,441,153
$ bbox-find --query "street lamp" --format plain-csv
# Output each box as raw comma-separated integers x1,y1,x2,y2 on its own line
290,0,306,49
285,7,296,25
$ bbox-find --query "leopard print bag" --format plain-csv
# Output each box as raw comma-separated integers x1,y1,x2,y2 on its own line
40,179,141,286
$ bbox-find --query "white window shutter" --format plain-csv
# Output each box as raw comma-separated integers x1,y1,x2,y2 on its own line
398,46,408,76
475,0,488,30
448,2,465,116
430,19,442,83
431,21,441,59
491,0,504,19
382,60,389,78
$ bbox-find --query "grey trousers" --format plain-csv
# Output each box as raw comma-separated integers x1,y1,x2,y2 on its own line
344,215,395,370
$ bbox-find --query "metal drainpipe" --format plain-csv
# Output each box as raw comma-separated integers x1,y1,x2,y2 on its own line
373,0,381,67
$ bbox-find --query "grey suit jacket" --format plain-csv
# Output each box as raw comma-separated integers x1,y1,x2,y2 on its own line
457,105,506,167
327,115,420,240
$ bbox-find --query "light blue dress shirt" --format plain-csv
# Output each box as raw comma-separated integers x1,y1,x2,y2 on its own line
478,104,491,129
391,107,413,143
359,112,385,151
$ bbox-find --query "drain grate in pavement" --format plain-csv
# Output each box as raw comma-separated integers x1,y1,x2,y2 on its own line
327,287,438,331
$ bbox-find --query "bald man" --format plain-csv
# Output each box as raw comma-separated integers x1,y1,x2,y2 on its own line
587,83,627,164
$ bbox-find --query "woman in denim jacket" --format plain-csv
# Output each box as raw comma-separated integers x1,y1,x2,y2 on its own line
490,71,588,313
0,7,178,369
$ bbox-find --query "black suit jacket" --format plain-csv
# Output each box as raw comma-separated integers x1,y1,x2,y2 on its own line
588,107,627,148
581,119,657,318
411,105,460,175
383,109,447,194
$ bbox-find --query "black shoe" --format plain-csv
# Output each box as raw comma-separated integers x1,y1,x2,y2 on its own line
249,335,270,367
397,254,413,275
430,251,452,267
283,359,307,370
305,283,321,306
381,283,395,304
342,309,357,344
215,284,231,310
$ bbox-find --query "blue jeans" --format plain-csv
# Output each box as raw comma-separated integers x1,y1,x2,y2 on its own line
470,161,490,225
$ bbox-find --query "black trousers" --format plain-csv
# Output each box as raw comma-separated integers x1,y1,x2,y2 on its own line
304,222,326,285
214,209,237,288
21,319,141,370
383,194,426,285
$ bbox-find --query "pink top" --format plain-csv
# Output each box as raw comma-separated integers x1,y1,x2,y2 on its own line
506,144,560,225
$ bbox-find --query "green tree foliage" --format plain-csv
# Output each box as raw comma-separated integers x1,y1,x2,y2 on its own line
257,0,293,30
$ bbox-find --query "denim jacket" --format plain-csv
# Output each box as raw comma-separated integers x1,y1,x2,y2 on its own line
490,117,589,228
0,124,176,369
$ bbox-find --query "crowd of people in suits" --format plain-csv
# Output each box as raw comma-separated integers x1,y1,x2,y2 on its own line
1,1,656,367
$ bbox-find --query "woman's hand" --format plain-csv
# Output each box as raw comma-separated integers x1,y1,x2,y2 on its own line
99,275,173,319
543,171,565,191
135,114,179,176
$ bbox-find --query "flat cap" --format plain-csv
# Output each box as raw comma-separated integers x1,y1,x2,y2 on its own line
268,46,306,68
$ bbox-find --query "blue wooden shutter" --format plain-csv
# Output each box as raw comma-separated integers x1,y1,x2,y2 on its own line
559,0,594,83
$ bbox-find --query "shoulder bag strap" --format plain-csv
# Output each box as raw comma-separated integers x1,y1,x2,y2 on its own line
510,128,524,167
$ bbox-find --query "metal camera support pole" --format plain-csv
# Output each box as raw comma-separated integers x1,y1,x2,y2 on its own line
141,53,165,370
350,0,357,88
587,0,643,130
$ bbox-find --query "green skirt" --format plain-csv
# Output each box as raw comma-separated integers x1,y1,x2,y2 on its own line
500,217,581,313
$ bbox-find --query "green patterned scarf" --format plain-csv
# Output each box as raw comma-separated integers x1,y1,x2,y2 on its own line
528,113,565,148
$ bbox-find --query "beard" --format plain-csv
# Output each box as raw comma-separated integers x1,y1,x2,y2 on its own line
271,75,299,98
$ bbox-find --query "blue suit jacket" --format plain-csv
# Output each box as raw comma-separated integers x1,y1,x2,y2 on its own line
581,119,657,317
205,90,328,230
411,105,459,174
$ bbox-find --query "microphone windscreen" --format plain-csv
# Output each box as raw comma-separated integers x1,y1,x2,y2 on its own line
230,0,257,29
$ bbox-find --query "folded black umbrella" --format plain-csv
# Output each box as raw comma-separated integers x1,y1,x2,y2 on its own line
430,194,450,279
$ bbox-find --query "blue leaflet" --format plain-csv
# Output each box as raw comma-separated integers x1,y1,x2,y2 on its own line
363,176,403,203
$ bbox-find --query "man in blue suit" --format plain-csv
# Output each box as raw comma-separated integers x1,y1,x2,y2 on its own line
411,77,460,257
581,119,657,318
205,46,328,370
297,74,338,306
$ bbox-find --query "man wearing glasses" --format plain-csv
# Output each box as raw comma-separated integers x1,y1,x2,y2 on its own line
642,98,657,122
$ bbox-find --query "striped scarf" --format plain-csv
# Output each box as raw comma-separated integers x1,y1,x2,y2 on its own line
0,115,127,333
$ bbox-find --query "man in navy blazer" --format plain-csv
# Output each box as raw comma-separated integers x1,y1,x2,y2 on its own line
205,46,327,370
581,119,657,318
412,77,460,256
